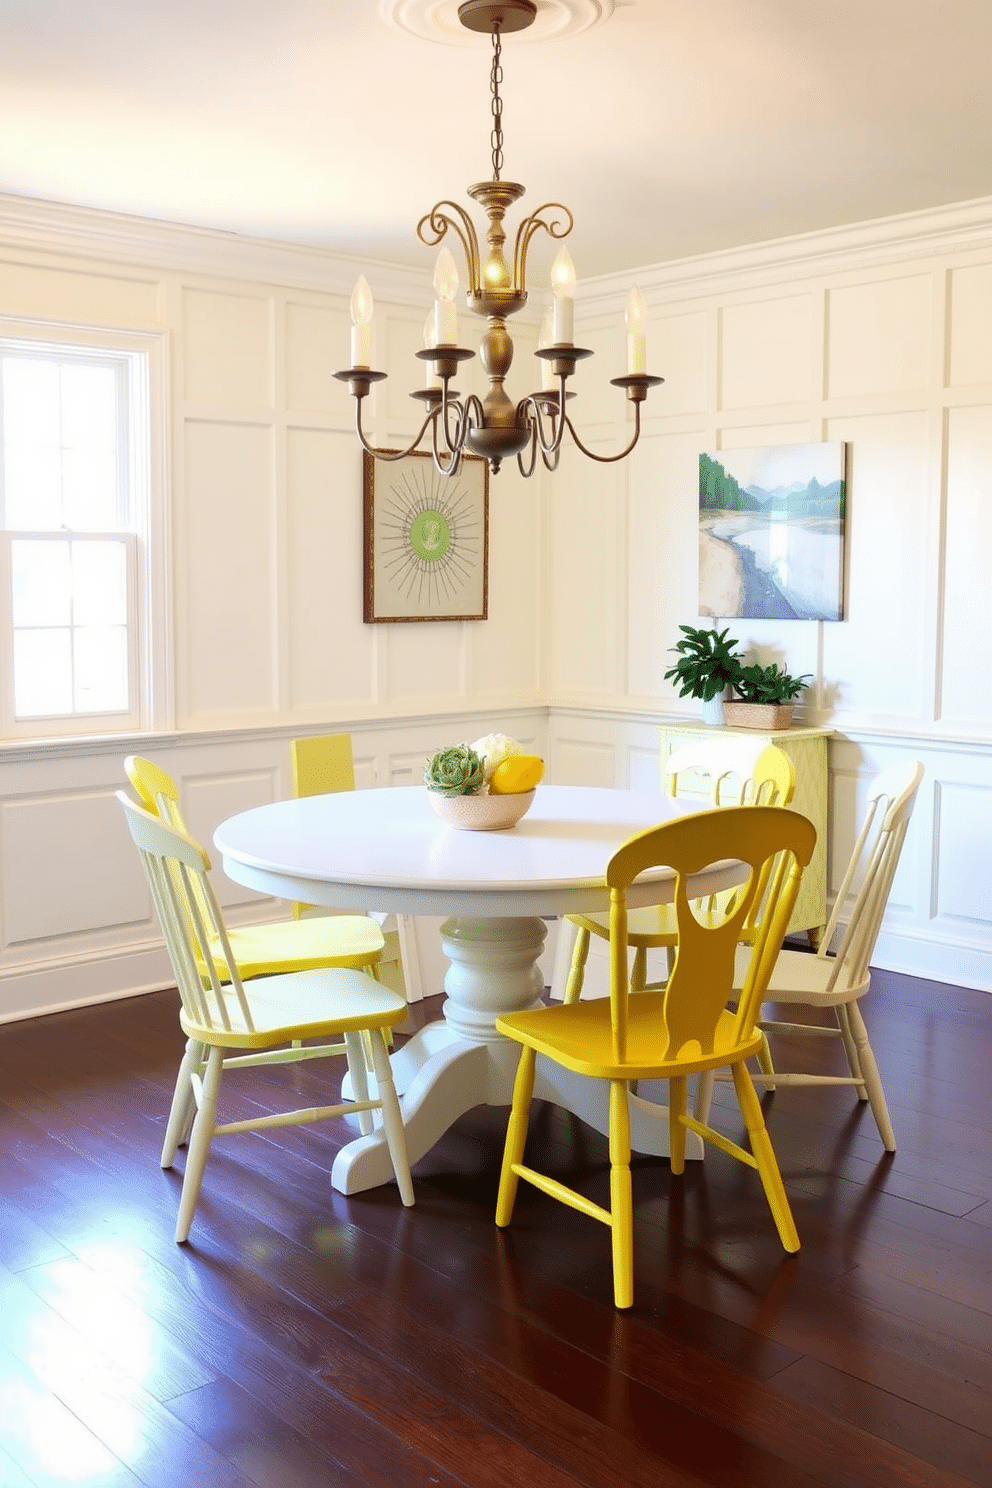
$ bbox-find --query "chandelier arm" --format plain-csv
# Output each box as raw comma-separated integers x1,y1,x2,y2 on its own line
561,403,645,464
512,204,575,293
541,442,562,473
515,411,539,479
354,398,438,463
417,203,481,292
430,417,463,478
519,387,569,459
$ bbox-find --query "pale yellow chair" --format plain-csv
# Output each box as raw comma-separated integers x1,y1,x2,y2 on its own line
722,758,925,1152
118,792,414,1241
561,739,796,1004
125,755,386,980
495,804,817,1309
290,733,416,1001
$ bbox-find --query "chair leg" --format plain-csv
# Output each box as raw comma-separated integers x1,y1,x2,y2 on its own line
367,1030,414,1205
693,1070,715,1125
344,1031,375,1136
836,1004,865,1087
608,1080,633,1310
175,1045,223,1244
668,1075,687,1175
731,1062,800,1254
496,1046,536,1227
161,1038,203,1168
847,1002,896,1152
562,926,591,1006
756,1028,776,1079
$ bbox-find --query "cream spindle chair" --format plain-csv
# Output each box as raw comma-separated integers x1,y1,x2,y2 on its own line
118,791,414,1241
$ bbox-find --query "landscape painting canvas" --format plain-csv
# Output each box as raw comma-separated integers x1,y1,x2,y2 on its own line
699,443,847,620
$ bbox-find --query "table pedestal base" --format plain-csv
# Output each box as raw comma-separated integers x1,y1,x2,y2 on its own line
331,914,703,1196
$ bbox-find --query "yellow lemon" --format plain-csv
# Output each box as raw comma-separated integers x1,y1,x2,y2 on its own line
489,754,544,795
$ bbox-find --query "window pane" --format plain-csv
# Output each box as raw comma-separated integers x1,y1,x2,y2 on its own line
11,540,72,626
2,359,59,445
63,445,119,529
74,626,128,712
72,540,127,625
4,443,61,529
13,629,73,716
61,364,117,449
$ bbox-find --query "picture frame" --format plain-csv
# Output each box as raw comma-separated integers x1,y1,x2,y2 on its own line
363,451,489,623
698,442,848,621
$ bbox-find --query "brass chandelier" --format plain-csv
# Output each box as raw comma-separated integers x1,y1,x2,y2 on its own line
335,0,662,477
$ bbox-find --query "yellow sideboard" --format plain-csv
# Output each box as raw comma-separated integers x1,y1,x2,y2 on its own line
658,722,831,943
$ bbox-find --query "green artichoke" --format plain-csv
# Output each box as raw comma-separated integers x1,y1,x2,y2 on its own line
424,744,485,797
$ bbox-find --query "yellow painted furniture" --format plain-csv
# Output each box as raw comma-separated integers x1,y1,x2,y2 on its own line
562,738,796,1004
721,758,925,1152
495,804,817,1309
289,732,416,1001
658,722,831,942
125,755,386,980
118,792,414,1241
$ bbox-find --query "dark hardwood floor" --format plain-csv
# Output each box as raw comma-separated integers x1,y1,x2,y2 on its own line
1,967,991,1487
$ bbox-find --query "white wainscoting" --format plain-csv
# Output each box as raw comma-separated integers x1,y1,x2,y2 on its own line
1,707,988,1026
0,710,552,1024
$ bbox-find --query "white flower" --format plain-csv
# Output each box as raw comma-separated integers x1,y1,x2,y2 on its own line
470,732,524,782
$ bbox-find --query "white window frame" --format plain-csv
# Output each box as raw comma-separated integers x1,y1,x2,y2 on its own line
0,322,168,739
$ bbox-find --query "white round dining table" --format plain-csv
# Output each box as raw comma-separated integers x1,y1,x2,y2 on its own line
214,783,745,1194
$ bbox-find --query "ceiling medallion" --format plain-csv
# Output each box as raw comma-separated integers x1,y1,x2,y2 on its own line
380,0,616,47
339,0,661,477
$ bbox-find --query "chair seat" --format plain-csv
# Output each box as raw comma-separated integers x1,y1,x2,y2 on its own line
497,997,762,1080
212,914,385,980
181,965,407,1049
733,944,865,1007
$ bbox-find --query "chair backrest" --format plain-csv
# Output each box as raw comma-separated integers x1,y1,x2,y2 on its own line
664,738,796,808
117,791,254,1038
291,733,356,799
125,754,187,830
818,759,924,990
606,806,817,1064
125,754,218,934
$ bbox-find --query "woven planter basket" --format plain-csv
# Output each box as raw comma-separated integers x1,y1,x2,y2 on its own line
722,701,795,731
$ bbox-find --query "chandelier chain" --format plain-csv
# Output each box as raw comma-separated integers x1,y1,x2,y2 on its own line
490,23,503,182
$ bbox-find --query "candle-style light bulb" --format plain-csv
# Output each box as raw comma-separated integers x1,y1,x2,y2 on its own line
423,309,441,389
551,247,576,344
350,276,374,369
538,310,555,392
433,247,459,346
625,286,647,375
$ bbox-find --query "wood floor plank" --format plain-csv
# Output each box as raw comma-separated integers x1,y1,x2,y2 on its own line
1,973,990,1488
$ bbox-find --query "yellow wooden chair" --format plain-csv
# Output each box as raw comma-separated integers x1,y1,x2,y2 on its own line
125,755,386,980
495,804,817,1310
721,758,925,1151
561,739,796,1004
290,733,415,1002
118,792,413,1241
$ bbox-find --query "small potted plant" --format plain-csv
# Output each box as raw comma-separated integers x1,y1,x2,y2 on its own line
663,624,743,724
724,662,812,731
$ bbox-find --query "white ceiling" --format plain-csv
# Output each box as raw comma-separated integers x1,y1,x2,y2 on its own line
3,0,992,280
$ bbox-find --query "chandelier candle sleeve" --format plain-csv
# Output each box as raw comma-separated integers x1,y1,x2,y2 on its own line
538,311,555,391
434,248,459,345
626,288,647,375
423,310,442,388
350,277,374,369
551,248,576,344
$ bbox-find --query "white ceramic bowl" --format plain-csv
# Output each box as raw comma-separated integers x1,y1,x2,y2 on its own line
427,788,536,831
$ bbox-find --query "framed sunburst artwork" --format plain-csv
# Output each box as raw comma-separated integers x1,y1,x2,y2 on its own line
362,451,489,623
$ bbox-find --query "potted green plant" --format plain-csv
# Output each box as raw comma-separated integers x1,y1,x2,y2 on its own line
663,624,743,723
724,661,812,731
